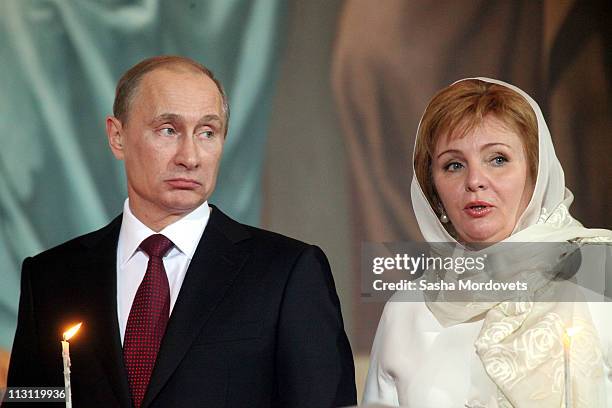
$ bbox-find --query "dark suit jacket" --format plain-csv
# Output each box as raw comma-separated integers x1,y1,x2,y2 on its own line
5,205,356,407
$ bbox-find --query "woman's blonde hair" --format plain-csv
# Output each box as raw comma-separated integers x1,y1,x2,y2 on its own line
414,79,538,214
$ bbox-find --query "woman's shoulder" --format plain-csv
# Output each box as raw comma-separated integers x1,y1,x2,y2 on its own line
372,298,446,367
573,236,612,244
378,297,441,335
364,300,441,406
587,302,612,341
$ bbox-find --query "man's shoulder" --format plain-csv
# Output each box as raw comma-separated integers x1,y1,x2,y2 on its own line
210,205,317,255
244,223,309,249
28,215,122,264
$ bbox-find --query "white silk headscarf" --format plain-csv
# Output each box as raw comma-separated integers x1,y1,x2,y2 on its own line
410,77,612,244
409,78,612,407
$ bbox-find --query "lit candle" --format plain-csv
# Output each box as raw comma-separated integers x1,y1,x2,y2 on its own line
61,323,82,408
563,326,580,408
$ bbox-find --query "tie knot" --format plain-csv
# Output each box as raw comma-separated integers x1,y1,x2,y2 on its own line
140,234,174,258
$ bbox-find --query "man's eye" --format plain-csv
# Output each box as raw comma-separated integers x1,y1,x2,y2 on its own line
200,130,214,138
160,128,176,136
445,162,463,172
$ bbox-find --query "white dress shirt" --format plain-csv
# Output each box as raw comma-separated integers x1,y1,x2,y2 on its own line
116,199,211,344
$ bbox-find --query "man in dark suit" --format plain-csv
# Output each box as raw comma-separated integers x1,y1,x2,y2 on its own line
6,56,356,407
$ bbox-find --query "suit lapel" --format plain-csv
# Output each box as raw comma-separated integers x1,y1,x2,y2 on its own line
142,207,251,408
75,216,132,408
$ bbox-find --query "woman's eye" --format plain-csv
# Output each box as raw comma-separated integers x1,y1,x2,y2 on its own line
445,162,463,172
491,156,507,166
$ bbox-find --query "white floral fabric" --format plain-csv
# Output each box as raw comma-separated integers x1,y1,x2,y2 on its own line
363,78,612,407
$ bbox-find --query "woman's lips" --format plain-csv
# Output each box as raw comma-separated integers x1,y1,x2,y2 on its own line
463,200,493,218
166,178,201,189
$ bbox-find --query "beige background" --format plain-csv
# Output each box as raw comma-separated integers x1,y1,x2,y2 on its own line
3,1,609,402
264,0,611,399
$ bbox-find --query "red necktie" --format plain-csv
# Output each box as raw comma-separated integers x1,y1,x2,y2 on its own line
123,234,173,408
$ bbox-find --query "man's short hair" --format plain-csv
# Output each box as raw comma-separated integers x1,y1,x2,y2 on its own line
113,55,230,135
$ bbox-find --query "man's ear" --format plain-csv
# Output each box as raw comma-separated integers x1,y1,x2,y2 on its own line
106,116,125,160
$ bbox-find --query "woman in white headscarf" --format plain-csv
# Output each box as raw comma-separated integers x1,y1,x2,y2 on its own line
362,78,612,407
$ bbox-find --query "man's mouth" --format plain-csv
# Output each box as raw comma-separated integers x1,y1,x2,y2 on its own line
166,178,202,189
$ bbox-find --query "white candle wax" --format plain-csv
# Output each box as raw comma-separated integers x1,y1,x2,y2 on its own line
563,331,573,408
61,339,72,408
61,322,81,408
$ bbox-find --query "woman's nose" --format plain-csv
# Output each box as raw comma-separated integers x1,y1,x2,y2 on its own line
465,166,488,192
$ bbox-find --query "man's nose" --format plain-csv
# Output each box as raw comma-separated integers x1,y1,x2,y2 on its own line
465,165,488,192
174,135,200,169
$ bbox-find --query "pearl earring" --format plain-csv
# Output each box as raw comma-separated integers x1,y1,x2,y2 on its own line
439,212,449,224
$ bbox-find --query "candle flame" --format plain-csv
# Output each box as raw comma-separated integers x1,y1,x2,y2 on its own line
63,322,82,341
565,326,581,338
563,326,582,347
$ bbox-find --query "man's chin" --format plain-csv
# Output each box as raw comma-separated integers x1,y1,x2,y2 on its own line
162,196,208,215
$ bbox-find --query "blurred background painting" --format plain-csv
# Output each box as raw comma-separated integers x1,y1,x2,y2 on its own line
1,0,610,399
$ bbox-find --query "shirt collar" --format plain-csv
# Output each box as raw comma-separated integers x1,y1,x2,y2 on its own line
118,199,211,266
